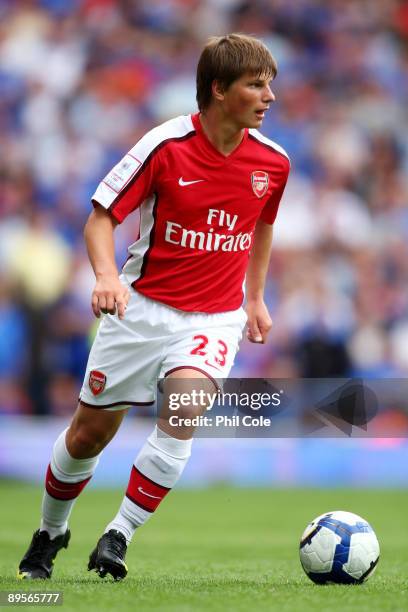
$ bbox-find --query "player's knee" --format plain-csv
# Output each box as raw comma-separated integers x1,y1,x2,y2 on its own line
67,427,108,458
172,404,206,421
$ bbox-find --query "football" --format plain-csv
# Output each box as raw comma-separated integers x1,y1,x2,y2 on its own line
299,511,380,584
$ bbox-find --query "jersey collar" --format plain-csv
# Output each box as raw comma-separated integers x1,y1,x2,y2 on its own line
191,112,248,161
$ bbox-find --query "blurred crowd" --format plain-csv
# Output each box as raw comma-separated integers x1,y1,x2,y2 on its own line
1,0,408,415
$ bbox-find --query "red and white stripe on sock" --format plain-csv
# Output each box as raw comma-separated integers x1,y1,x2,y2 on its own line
45,463,92,501
125,466,170,512
104,427,192,542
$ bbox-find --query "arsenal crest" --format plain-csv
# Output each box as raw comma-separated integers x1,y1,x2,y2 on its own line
251,171,269,198
89,370,106,396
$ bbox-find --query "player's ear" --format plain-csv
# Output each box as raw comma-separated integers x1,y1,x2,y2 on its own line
212,79,226,102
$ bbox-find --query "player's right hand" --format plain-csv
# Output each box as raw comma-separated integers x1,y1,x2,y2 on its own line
91,275,130,320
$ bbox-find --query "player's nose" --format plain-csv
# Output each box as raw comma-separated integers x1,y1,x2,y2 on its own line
263,85,275,103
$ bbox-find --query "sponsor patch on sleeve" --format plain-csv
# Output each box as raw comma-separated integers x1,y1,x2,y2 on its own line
103,154,141,194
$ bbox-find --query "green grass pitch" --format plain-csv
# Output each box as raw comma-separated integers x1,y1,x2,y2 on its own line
0,482,407,611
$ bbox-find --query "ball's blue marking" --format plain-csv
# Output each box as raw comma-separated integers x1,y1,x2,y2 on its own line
305,514,375,585
299,525,322,549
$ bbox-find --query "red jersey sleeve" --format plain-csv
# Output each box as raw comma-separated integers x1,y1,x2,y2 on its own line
260,156,290,225
91,138,160,224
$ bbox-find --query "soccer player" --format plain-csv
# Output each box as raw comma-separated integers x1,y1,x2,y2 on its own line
18,33,290,580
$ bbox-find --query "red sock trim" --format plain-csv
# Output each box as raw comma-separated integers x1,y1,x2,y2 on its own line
126,466,170,512
45,464,91,501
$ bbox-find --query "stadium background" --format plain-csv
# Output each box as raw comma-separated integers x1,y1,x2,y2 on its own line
0,0,407,488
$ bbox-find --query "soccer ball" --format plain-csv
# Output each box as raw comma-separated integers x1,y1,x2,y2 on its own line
299,511,380,584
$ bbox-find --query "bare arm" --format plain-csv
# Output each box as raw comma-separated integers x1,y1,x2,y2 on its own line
84,205,130,320
245,219,274,343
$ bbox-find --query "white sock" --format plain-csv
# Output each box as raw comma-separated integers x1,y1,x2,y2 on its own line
105,426,192,543
40,428,100,539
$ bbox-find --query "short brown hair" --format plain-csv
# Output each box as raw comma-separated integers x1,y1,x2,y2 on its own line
196,33,278,111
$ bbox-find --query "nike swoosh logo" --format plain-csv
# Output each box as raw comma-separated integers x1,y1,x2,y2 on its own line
47,481,77,493
178,177,205,187
204,359,222,372
137,486,161,499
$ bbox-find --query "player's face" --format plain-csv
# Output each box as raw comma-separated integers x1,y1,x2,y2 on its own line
219,72,275,129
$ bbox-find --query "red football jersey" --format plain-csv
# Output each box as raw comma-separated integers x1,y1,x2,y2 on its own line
92,113,290,313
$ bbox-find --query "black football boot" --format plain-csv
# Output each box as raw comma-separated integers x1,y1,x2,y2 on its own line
88,530,128,581
17,529,71,579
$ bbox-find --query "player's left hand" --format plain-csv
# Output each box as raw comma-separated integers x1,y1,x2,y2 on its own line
245,299,272,344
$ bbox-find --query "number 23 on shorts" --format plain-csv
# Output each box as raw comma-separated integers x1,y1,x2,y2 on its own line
190,334,228,370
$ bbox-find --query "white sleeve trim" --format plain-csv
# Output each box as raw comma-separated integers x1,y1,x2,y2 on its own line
249,129,290,163
92,115,195,210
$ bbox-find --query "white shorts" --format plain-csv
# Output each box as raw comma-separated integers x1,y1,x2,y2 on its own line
79,284,247,410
